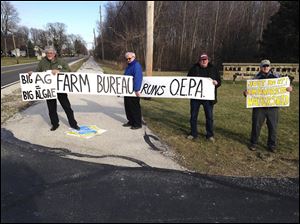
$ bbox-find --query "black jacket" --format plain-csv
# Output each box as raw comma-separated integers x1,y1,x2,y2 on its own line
187,63,221,104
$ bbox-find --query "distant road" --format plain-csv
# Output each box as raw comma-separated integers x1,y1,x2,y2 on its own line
1,57,84,87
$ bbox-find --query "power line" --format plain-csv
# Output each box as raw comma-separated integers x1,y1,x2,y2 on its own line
110,1,127,27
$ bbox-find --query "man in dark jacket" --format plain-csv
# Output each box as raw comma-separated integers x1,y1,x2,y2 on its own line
187,53,221,142
122,52,143,129
29,46,80,131
243,59,293,152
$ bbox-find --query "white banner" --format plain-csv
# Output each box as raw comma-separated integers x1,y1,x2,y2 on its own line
19,72,57,101
141,76,215,99
19,72,215,101
246,77,290,108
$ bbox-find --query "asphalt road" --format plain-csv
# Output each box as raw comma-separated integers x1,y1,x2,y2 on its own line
1,128,298,223
1,57,83,87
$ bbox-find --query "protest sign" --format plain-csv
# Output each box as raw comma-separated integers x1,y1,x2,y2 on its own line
19,71,57,101
20,72,215,101
56,73,134,96
57,73,215,100
246,77,290,108
141,76,215,99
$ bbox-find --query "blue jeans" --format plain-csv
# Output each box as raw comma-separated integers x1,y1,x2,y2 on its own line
190,99,214,139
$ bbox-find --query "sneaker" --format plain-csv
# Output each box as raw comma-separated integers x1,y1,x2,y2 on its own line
71,125,80,130
207,137,215,143
187,135,196,140
248,145,256,151
50,124,59,131
122,122,132,127
130,126,142,130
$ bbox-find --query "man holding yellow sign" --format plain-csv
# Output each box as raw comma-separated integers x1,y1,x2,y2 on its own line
243,59,293,152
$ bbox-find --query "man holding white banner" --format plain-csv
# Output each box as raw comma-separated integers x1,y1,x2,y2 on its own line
123,52,143,129
186,53,221,142
29,46,80,131
243,59,293,152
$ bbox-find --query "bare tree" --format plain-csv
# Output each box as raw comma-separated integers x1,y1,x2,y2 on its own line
179,1,187,64
46,22,68,56
74,35,88,55
211,1,220,62
15,26,29,49
1,1,20,55
30,28,49,48
99,1,280,70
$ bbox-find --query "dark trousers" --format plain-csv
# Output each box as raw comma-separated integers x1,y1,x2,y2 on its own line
250,107,279,148
46,93,77,127
190,99,214,139
124,96,142,127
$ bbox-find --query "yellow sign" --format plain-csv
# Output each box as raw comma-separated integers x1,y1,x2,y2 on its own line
246,77,290,108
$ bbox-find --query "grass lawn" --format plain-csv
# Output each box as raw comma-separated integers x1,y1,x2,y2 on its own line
1,57,39,66
99,60,299,177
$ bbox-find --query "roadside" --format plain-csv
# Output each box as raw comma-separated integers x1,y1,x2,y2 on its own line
1,57,298,223
1,57,88,124
2,58,299,177
1,56,85,67
1,56,184,170
97,60,299,178
1,57,39,66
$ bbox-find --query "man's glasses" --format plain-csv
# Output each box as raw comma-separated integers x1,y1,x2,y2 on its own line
126,58,132,61
201,59,208,61
262,65,269,67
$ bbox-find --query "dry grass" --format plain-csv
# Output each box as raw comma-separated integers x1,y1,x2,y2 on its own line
141,81,299,177
1,88,35,124
1,57,39,66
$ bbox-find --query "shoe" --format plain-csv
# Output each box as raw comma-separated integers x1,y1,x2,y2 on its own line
50,124,59,131
187,135,196,140
268,146,276,153
71,125,80,130
207,137,215,143
122,122,132,127
130,126,142,130
207,137,215,142
248,145,256,151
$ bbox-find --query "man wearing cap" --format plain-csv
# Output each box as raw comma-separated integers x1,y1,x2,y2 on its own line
28,46,80,131
243,59,293,152
186,53,221,142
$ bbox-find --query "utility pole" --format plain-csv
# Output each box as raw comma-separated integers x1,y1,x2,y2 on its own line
11,33,19,64
27,42,29,58
146,1,154,77
100,5,105,61
93,28,97,48
93,28,97,57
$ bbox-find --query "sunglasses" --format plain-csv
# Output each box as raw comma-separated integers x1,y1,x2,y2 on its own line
262,65,269,67
126,58,132,61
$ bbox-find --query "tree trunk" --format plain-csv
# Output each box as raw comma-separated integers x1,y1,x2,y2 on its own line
179,1,187,64
212,1,220,62
189,3,201,62
259,1,266,44
4,37,8,56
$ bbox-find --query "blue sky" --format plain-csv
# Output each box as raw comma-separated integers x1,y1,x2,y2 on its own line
12,1,108,50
